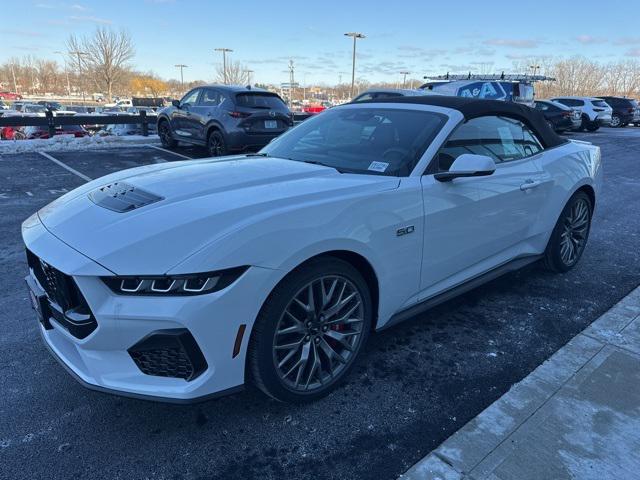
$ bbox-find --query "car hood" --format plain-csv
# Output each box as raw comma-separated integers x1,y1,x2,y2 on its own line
37,156,399,275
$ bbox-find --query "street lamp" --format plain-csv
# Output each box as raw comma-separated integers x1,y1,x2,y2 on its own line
174,64,188,89
69,50,88,105
54,50,71,96
214,48,233,84
400,71,410,88
244,69,254,86
344,32,365,99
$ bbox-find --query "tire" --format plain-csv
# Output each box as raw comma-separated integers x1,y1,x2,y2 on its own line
207,130,227,157
586,122,599,132
544,191,592,273
248,257,372,403
610,115,622,128
158,120,177,148
546,120,556,131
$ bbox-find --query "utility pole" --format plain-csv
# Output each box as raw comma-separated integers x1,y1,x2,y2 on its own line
54,50,71,96
9,62,18,94
69,50,88,105
400,71,410,88
288,59,295,107
344,32,365,99
244,69,254,86
214,48,233,84
174,64,188,89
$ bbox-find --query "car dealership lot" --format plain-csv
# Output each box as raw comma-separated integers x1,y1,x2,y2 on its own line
1,129,639,479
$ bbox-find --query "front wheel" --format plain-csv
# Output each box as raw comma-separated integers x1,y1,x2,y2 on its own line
586,122,600,132
610,115,622,128
248,257,372,403
544,191,592,273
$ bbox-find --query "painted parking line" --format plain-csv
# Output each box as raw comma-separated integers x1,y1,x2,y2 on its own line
148,145,193,160
38,151,92,182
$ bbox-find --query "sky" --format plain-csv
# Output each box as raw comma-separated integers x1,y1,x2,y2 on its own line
1,0,639,86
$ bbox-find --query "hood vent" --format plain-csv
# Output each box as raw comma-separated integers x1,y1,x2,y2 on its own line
88,182,163,213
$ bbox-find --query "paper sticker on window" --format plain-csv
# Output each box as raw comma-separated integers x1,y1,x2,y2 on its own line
368,161,389,172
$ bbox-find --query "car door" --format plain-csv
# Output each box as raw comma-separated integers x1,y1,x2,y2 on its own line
188,88,222,142
171,88,201,139
418,115,547,298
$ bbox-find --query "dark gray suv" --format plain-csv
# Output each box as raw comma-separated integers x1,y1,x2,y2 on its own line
157,85,291,156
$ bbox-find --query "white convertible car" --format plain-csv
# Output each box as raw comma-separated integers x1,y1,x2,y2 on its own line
23,96,602,403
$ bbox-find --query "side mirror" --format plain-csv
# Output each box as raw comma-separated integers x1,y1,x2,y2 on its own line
171,99,181,108
434,154,496,182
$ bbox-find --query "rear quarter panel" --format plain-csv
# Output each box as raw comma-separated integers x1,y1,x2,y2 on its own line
534,140,602,244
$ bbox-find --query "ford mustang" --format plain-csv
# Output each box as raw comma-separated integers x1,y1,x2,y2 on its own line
22,96,602,403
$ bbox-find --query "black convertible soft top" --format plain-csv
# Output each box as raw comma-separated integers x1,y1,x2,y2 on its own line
360,95,567,149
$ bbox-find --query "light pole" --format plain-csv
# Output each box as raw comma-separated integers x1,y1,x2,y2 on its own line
214,48,233,84
344,32,365,99
174,64,188,89
69,50,88,105
530,65,540,76
9,62,18,94
244,69,254,86
54,50,71,96
400,71,410,88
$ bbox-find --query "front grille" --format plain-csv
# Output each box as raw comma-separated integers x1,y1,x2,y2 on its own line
26,249,97,339
128,329,207,381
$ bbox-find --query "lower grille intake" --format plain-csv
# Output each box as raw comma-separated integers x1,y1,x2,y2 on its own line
128,329,207,381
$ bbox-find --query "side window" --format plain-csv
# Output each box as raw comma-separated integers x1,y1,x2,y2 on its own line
522,126,543,156
199,89,220,107
180,89,200,107
434,116,542,171
535,102,548,111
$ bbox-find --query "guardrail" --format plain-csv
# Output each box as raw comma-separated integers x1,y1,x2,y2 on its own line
0,110,156,136
0,110,314,139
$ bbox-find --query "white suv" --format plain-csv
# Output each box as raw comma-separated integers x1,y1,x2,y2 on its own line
551,96,612,132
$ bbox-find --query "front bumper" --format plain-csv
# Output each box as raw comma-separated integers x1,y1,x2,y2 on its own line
22,214,276,402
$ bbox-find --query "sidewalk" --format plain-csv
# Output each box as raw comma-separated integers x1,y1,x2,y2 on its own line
400,285,640,480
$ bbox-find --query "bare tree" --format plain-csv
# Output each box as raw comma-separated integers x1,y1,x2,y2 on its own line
67,27,134,101
215,60,249,85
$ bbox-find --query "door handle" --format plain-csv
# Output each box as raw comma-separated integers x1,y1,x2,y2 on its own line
520,179,542,191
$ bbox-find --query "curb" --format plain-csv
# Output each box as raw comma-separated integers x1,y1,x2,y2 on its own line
399,285,640,480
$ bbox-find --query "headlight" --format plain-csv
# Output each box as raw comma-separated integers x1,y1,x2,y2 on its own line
101,266,249,296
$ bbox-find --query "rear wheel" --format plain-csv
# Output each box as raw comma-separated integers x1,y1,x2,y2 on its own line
207,130,227,157
586,121,600,132
158,121,177,148
544,191,592,273
248,257,372,403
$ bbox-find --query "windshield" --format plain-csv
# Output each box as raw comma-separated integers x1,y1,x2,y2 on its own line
24,105,46,113
260,107,446,176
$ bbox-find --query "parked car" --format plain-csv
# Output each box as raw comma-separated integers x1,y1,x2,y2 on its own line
550,97,612,131
302,104,326,114
105,98,133,108
36,101,63,111
23,95,601,403
597,96,636,128
352,88,429,102
21,104,47,115
631,99,640,126
100,121,157,136
24,124,89,139
0,91,22,100
157,85,291,156
0,100,9,110
0,126,25,140
11,101,26,112
534,100,581,133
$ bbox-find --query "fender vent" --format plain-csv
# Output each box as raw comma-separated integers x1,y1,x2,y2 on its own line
88,181,163,213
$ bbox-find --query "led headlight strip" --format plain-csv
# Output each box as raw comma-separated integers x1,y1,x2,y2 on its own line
101,266,249,296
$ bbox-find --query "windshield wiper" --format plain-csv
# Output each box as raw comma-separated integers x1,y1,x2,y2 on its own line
245,152,270,157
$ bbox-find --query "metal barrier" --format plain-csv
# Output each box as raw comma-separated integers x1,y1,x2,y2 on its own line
0,110,155,137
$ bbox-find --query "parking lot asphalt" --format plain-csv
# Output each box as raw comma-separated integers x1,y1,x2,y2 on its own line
1,130,639,480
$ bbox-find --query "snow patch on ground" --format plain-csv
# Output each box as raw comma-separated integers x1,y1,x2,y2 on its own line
0,135,160,155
